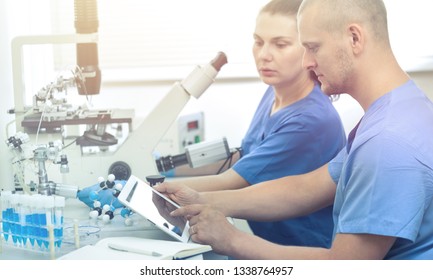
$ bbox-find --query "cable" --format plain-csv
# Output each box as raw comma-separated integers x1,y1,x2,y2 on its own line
215,147,242,175
62,138,78,150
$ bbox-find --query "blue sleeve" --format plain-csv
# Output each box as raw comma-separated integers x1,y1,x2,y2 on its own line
233,113,342,184
336,134,427,242
328,149,346,185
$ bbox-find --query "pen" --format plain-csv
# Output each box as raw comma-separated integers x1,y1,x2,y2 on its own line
107,242,163,257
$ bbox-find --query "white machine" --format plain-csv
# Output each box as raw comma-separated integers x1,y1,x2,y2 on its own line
88,51,227,183
156,111,205,156
7,50,228,192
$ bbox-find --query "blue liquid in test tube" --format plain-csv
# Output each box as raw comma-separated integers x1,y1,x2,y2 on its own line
54,196,65,248
42,195,54,249
10,194,19,245
19,194,31,246
1,191,13,243
33,195,44,249
26,195,35,247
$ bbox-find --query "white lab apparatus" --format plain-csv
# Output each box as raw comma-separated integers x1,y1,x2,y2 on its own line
73,52,228,184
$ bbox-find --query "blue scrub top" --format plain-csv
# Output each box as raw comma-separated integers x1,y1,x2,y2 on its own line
329,80,433,259
234,84,346,248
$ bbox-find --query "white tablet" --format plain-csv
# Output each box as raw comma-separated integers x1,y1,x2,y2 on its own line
117,175,191,243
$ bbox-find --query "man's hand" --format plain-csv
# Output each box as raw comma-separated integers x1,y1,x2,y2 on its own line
152,191,187,230
171,204,239,255
154,181,203,206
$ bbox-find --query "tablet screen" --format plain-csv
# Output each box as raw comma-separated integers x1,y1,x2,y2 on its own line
118,175,190,242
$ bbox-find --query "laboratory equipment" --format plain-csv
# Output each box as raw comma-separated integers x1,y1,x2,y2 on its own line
74,0,101,96
98,51,228,182
156,111,205,156
11,0,100,115
155,137,230,173
10,33,100,131
8,30,226,185
10,4,130,149
86,174,122,223
5,131,78,197
7,0,227,189
145,175,166,187
8,0,130,151
13,52,226,188
78,174,168,226
0,192,66,254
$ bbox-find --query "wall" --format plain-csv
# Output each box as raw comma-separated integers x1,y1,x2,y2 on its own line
0,1,15,190
410,71,433,100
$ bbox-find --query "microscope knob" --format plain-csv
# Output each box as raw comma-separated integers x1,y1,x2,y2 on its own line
146,175,166,187
108,161,131,181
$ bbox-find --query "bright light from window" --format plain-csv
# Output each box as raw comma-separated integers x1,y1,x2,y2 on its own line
6,0,433,85
51,0,269,80
384,0,433,71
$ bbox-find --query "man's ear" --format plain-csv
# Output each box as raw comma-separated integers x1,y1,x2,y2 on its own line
348,24,364,55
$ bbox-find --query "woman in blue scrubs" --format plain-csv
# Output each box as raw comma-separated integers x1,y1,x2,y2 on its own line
163,0,346,248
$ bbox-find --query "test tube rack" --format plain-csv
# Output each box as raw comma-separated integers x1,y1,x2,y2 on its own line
1,192,65,256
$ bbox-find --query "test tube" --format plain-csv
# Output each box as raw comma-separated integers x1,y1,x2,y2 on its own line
33,195,45,249
1,191,13,243
26,195,36,247
19,194,31,247
15,194,25,246
54,196,65,248
42,196,55,249
9,194,19,245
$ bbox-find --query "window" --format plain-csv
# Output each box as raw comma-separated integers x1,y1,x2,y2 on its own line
8,0,433,86
384,0,433,71
51,0,269,81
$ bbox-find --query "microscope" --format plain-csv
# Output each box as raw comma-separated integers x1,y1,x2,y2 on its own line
7,0,228,191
